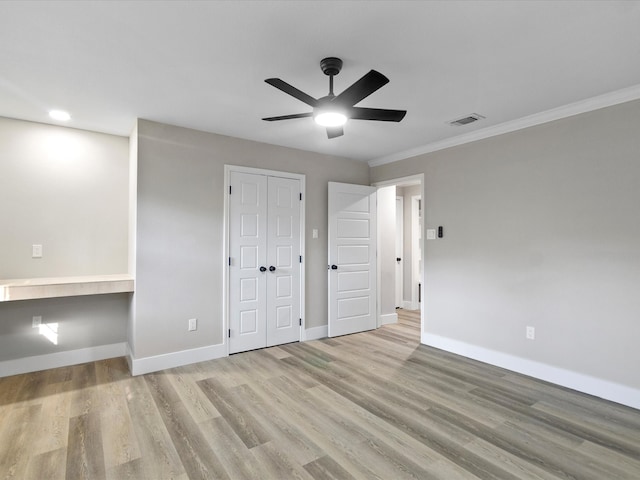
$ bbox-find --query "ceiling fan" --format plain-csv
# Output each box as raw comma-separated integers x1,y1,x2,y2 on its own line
262,57,407,139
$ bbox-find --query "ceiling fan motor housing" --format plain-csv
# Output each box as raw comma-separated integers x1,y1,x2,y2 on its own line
320,57,343,76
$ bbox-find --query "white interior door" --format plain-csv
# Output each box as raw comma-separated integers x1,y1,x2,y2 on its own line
266,176,301,347
328,182,377,337
229,171,268,354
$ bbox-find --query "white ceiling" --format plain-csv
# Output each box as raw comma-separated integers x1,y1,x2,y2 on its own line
1,1,640,164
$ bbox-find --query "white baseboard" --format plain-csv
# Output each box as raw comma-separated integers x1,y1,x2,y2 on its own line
423,332,640,410
303,325,328,341
129,342,227,376
380,312,398,326
402,300,419,310
0,342,127,378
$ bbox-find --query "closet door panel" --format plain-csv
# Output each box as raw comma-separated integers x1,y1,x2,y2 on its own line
229,171,268,354
266,176,301,347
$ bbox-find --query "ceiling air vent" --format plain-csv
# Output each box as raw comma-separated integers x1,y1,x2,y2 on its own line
448,113,485,126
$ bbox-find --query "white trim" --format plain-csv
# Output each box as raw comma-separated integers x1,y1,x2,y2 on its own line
303,325,328,341
129,342,226,376
0,342,127,378
372,174,423,188
423,333,640,410
411,196,422,310
402,300,419,310
395,195,404,309
369,84,640,167
380,312,398,326
223,165,306,355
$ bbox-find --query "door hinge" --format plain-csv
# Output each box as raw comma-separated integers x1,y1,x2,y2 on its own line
299,318,302,326
228,329,231,338
229,185,232,194
299,255,302,263
228,257,231,266
299,192,302,201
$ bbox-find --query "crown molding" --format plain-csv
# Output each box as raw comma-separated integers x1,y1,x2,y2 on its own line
369,84,640,167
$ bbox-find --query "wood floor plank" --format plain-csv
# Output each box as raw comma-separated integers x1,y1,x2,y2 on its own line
166,367,220,423
254,375,385,479
124,375,186,479
250,441,316,480
197,376,271,449
145,373,231,480
94,357,141,470
26,447,67,480
0,404,42,479
32,381,71,456
303,455,358,480
69,363,100,418
199,416,264,479
306,382,473,470
235,382,325,466
66,412,106,480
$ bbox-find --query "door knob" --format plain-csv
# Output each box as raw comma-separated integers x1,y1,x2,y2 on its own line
259,266,267,272
331,264,338,270
269,266,276,272
396,257,402,262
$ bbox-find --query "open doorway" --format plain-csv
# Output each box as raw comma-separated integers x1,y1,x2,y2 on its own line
374,175,424,338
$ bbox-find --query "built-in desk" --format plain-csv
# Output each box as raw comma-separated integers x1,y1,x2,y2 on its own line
0,274,134,302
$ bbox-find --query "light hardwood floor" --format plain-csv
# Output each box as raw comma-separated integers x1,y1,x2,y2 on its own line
1,309,639,479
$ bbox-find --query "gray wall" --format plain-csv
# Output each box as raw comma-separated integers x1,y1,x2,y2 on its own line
371,99,640,390
0,117,129,279
133,120,369,359
0,117,130,365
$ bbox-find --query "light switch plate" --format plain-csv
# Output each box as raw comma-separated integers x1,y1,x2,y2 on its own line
32,244,43,258
426,229,436,240
312,229,318,239
188,318,197,331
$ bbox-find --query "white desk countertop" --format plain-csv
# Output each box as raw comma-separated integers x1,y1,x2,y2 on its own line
0,274,134,301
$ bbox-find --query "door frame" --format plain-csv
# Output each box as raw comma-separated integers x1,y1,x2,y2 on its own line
372,174,424,337
411,195,422,310
395,195,404,309
223,165,306,356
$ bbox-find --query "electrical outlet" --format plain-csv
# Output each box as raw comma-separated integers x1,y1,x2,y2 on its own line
526,326,535,340
32,244,43,258
32,316,42,328
188,318,197,331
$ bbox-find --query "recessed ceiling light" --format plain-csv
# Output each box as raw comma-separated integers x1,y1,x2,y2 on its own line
49,110,71,121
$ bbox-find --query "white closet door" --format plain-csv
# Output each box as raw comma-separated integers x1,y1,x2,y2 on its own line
229,171,268,354
266,176,301,347
328,182,377,337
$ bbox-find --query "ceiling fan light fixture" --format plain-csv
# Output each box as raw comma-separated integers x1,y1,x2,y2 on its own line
314,110,347,127
264,57,405,138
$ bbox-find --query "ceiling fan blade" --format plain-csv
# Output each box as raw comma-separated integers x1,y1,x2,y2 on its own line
262,112,313,122
326,126,343,139
265,78,318,107
349,107,407,122
333,70,389,107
